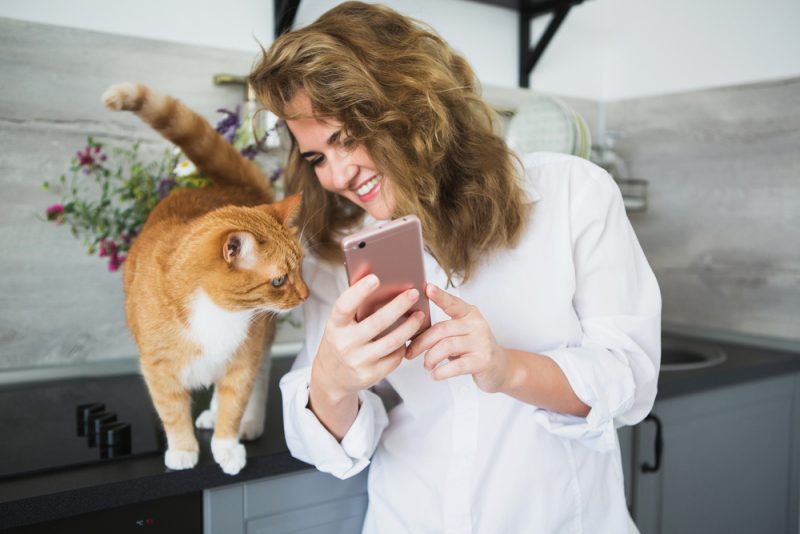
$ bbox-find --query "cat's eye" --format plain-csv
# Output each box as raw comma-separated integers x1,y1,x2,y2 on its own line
271,275,287,288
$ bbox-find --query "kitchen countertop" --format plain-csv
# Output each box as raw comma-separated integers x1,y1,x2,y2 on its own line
1,333,799,529
0,356,309,530
658,332,800,399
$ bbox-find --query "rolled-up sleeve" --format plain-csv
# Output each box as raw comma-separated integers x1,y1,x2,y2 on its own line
279,260,389,479
533,159,661,452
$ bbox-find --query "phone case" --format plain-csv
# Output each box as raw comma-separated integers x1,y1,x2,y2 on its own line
342,215,431,338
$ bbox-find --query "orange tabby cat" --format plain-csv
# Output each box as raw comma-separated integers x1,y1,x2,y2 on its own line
102,83,308,475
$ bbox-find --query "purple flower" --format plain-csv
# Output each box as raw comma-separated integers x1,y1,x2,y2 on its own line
270,168,283,183
240,144,258,160
215,107,241,143
157,177,177,199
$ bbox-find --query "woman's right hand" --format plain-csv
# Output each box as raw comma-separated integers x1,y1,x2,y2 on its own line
313,273,425,400
309,274,424,436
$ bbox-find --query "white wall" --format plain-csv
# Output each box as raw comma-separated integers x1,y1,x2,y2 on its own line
2,0,799,100
532,0,800,100
0,0,273,53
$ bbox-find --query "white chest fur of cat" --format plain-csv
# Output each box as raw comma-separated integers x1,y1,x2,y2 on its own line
184,290,255,388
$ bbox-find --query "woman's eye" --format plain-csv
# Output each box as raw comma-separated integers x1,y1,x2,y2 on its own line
307,155,324,167
271,275,287,288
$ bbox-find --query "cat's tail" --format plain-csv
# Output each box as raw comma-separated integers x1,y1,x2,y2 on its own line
102,82,273,199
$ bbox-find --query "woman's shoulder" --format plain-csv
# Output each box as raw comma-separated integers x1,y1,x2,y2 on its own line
519,151,611,186
517,151,617,202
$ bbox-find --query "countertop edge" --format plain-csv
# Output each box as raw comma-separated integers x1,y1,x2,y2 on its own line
0,452,312,529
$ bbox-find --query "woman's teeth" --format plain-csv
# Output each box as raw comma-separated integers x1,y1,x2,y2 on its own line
356,176,380,196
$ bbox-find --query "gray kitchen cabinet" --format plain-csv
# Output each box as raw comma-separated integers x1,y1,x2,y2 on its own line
204,468,368,534
629,373,799,534
618,425,634,509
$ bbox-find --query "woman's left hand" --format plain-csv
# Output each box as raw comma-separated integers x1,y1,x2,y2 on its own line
405,284,510,393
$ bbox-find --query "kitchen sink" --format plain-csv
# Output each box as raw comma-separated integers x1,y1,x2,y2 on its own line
661,340,727,372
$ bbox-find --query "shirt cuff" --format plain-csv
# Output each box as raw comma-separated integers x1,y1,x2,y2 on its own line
532,346,636,452
280,366,388,479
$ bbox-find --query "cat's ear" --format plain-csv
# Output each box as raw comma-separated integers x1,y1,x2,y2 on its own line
262,193,303,229
222,231,257,268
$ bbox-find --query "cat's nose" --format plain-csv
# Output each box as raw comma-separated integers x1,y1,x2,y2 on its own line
298,283,309,302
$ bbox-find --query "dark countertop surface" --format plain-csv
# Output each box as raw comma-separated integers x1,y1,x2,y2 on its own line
658,332,800,400
1,333,799,529
0,356,310,530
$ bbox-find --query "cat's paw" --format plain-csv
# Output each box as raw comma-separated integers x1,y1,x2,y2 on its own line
164,448,199,470
211,437,247,475
101,83,140,111
195,409,216,430
238,417,264,441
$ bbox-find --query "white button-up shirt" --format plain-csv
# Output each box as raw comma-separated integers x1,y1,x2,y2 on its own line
280,152,661,533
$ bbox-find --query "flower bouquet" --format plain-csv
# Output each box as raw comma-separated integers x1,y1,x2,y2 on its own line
43,106,284,271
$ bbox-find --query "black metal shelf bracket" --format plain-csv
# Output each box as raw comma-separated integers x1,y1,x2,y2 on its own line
274,0,301,38
518,0,586,87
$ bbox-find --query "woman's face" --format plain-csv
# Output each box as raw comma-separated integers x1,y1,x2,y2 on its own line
284,92,396,221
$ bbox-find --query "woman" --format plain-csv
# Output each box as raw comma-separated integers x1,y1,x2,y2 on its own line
249,2,660,532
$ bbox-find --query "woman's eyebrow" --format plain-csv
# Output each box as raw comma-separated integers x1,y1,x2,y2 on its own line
300,130,341,158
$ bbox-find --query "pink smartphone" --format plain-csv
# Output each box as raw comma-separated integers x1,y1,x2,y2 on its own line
341,215,431,339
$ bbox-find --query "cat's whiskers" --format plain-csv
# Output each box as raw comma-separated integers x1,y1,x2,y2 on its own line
297,204,327,246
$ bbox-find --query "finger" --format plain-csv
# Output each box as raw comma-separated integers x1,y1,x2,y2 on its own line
357,288,420,340
370,310,426,357
423,335,471,371
405,319,471,360
426,284,472,320
330,274,379,327
430,354,474,381
371,346,406,383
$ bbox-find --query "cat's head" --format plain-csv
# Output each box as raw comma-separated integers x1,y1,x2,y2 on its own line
201,193,309,313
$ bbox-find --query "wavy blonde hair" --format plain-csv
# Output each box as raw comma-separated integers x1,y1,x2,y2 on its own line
249,1,530,282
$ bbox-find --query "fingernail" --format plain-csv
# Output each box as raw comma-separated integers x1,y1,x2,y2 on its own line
366,275,378,287
408,289,419,300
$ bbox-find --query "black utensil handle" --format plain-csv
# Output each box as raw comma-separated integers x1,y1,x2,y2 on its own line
640,413,663,474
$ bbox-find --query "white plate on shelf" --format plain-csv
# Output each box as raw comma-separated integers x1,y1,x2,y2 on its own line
505,94,578,156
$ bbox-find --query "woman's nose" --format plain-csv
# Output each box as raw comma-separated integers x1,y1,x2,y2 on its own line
328,153,359,190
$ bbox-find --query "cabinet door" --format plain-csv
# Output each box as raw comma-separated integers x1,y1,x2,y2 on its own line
633,375,794,534
205,469,368,534
618,425,634,510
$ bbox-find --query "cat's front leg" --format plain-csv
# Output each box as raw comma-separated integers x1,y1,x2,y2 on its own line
210,354,259,475
239,353,271,440
194,389,218,430
141,366,199,470
196,347,271,441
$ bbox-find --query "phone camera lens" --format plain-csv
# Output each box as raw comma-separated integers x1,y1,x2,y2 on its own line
358,241,366,249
